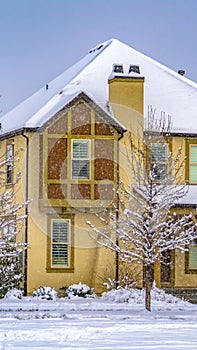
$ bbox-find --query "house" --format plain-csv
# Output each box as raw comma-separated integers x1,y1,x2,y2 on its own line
1,38,197,298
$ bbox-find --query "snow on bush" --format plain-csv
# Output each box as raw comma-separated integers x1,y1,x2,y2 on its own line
101,287,143,303
101,284,185,305
151,284,180,304
32,286,57,300
4,288,23,299
66,282,95,299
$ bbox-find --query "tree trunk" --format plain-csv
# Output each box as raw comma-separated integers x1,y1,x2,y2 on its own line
145,264,154,311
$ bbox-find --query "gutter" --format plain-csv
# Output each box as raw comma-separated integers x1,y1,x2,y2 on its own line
22,131,29,296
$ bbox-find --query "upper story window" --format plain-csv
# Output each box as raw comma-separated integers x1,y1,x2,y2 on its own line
72,140,90,179
189,145,197,184
150,143,168,181
51,219,70,267
6,143,14,184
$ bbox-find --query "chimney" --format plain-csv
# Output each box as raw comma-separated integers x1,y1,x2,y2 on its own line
108,64,144,130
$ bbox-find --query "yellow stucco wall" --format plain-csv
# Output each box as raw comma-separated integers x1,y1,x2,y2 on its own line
1,75,197,295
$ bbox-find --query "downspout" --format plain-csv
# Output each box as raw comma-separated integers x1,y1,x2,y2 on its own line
115,131,125,287
22,131,29,296
115,142,119,287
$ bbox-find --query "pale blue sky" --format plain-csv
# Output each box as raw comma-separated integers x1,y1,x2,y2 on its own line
0,0,196,114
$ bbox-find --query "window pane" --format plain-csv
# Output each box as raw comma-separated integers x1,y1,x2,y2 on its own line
7,164,13,184
6,144,13,159
52,221,69,242
191,145,197,163
153,163,167,180
73,140,89,158
72,160,89,179
52,220,70,266
151,144,167,162
151,143,167,181
189,244,197,269
190,165,197,183
52,244,68,266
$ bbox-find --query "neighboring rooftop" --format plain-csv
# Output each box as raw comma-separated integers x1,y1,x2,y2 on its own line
0,38,197,135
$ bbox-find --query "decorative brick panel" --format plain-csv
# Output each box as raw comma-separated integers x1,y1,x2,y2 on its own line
48,113,68,134
95,114,114,135
71,102,91,135
48,138,67,179
94,139,114,180
94,184,114,200
48,184,67,199
71,184,91,199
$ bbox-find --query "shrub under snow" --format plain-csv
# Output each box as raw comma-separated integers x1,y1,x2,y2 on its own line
32,286,57,300
66,282,95,299
4,288,23,299
101,285,184,305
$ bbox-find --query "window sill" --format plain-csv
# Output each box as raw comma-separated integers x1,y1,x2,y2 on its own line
185,268,197,274
46,267,74,273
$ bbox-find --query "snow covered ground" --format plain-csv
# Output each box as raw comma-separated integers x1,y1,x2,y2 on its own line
0,288,197,349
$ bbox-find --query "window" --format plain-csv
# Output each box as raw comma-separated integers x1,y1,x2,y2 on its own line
6,143,14,184
160,250,171,284
2,221,15,237
51,219,70,267
189,145,197,183
72,140,90,179
188,239,197,269
150,143,168,181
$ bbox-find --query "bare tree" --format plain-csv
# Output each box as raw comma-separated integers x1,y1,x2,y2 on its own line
87,109,197,311
0,144,28,297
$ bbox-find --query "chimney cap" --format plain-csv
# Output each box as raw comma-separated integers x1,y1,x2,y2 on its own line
128,65,140,74
113,64,124,74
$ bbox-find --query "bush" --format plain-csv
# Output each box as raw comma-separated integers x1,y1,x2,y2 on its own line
66,282,94,299
101,287,133,303
96,262,140,292
0,255,23,298
4,288,23,299
32,286,57,300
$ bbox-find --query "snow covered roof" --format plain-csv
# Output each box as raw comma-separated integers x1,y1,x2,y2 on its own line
0,38,197,135
177,186,197,207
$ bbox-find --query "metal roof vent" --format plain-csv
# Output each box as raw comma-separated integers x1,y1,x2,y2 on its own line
178,70,185,76
128,65,140,74
113,64,124,73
